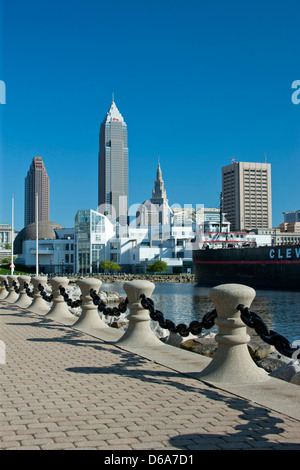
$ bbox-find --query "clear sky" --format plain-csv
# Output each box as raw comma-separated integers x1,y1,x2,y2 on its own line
0,0,300,232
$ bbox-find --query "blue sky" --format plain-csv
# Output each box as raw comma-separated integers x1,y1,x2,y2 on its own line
0,0,300,231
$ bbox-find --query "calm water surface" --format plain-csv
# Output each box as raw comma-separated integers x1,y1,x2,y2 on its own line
101,282,300,343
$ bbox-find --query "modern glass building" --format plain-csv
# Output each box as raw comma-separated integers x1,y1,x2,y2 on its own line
98,100,129,226
75,209,114,274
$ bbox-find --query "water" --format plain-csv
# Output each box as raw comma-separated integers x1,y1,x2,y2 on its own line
101,282,300,344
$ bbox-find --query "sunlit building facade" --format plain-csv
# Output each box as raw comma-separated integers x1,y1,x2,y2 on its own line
25,156,50,226
75,209,114,274
98,100,129,225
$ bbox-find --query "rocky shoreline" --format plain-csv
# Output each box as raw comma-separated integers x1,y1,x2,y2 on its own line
70,274,196,284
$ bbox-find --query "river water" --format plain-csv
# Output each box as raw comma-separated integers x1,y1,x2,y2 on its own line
101,282,300,344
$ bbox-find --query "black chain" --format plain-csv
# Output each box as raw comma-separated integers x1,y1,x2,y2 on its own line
237,304,300,358
3,280,9,291
24,282,34,298
90,288,129,317
140,293,217,337
12,280,20,293
38,283,53,303
59,286,82,308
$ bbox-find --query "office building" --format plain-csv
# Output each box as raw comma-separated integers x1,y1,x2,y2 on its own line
25,156,50,226
98,100,129,225
222,160,272,231
283,210,300,223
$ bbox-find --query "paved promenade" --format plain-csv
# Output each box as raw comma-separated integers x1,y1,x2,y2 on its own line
1,301,300,451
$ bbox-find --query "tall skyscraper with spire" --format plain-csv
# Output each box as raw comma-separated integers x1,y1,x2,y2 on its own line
98,99,129,225
25,156,50,226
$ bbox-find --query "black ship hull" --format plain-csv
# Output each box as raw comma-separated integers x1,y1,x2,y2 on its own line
193,244,300,290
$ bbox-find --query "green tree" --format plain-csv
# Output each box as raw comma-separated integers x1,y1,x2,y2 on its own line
100,260,121,273
146,260,168,273
0,255,15,265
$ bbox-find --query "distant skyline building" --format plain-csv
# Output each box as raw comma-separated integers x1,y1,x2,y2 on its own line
98,100,129,225
150,163,169,225
25,156,50,226
136,163,170,226
222,160,272,231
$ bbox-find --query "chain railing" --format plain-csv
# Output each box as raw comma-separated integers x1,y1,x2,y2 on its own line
90,288,129,317
140,293,217,337
237,304,300,358
58,286,82,308
38,283,53,303
12,281,20,294
24,282,34,298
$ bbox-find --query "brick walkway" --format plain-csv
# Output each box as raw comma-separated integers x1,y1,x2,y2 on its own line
1,303,300,451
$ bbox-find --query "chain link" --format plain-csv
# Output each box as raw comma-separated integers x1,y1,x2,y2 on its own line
237,304,300,358
38,283,53,303
12,280,20,294
90,288,128,317
140,293,217,337
58,286,82,308
24,282,34,298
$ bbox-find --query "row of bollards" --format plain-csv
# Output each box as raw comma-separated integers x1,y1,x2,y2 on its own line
0,273,269,385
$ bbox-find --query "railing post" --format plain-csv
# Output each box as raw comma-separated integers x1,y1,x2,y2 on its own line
28,276,50,314
198,283,268,384
5,275,19,303
14,275,33,308
45,277,76,325
116,280,163,347
0,275,9,299
72,278,108,334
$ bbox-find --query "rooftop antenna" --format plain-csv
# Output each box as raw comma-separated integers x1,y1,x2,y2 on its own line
112,91,114,103
265,153,267,163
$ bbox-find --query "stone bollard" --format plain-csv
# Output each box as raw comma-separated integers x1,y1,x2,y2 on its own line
198,283,268,384
5,275,19,303
0,275,9,299
45,277,77,325
14,275,33,308
28,276,51,314
116,280,163,348
72,278,108,333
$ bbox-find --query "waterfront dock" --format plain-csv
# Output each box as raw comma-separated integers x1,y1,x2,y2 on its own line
1,297,300,451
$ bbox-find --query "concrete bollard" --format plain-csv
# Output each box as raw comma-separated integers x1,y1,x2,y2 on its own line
116,280,163,347
5,275,19,303
45,277,76,325
28,276,50,314
198,283,268,384
14,275,33,308
72,278,108,333
0,275,9,299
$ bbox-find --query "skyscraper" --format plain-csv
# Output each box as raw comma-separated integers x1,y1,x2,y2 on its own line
25,156,50,226
222,160,272,231
98,100,129,225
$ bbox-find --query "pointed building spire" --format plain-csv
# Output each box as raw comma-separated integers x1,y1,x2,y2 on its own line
150,161,169,225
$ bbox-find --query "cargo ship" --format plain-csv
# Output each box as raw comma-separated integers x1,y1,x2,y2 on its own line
192,232,300,290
